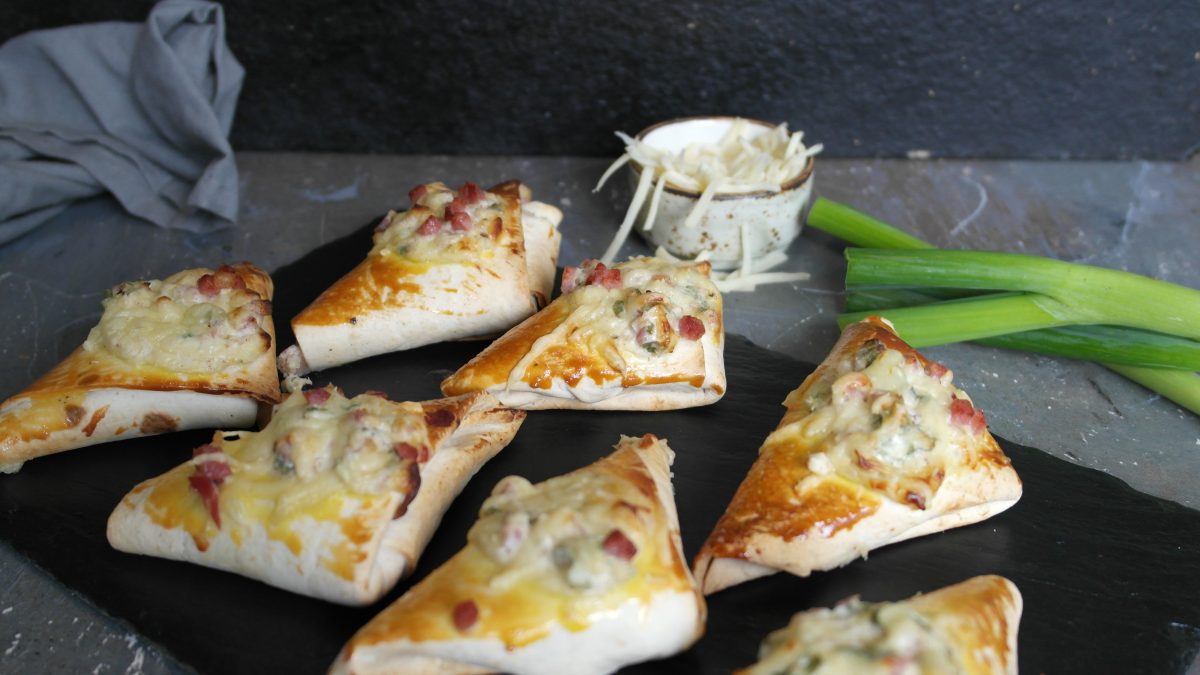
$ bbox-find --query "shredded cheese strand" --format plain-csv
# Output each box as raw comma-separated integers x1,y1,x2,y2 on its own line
593,153,631,193
653,244,811,293
644,171,670,232
601,165,655,264
684,178,723,229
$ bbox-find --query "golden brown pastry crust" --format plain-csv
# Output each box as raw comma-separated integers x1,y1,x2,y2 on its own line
286,182,562,373
694,317,1022,594
441,257,725,411
331,434,706,675
0,263,279,470
735,575,1022,675
107,390,525,606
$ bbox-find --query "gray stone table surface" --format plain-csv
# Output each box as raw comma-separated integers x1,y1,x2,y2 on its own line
2,152,1199,674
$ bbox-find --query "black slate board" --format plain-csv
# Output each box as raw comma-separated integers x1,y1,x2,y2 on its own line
3,226,1200,674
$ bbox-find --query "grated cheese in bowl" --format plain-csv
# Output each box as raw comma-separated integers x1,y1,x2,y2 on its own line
594,117,819,291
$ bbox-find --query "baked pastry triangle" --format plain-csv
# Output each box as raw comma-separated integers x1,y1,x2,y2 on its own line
442,256,725,410
694,317,1022,594
0,263,280,473
107,387,524,605
280,181,562,375
331,433,705,674
737,575,1022,675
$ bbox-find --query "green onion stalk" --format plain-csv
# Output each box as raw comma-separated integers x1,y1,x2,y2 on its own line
806,198,1200,415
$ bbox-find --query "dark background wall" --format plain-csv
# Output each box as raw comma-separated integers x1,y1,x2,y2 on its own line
3,0,1198,159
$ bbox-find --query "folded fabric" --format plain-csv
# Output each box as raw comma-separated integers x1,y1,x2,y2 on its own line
0,0,244,245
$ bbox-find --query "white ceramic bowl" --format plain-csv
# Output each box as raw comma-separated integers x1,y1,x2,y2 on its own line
630,116,815,269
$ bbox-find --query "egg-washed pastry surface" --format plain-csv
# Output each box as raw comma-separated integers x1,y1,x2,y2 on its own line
0,263,280,473
280,180,562,375
331,433,705,675
695,317,1022,594
107,386,524,605
442,256,725,410
738,575,1022,675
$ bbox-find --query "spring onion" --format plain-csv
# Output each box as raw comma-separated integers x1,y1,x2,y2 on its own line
806,197,1200,415
846,289,1200,370
843,248,1200,341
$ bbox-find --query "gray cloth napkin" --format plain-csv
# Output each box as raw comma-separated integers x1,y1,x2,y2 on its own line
0,0,244,245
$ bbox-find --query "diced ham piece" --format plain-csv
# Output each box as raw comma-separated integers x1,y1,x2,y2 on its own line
188,474,222,527
602,529,637,560
408,184,428,204
393,461,421,518
446,198,467,217
560,266,580,294
593,267,622,288
425,409,455,427
453,600,479,631
417,216,444,235
679,315,705,340
198,267,248,297
304,389,331,406
197,460,231,484
562,260,623,293
950,398,987,434
394,442,420,461
458,182,486,204
450,212,472,231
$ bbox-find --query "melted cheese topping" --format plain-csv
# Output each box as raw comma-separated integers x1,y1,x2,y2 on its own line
743,598,960,675
142,388,430,578
373,182,515,264
788,341,976,509
351,437,693,649
513,257,721,390
701,329,991,561
85,269,270,374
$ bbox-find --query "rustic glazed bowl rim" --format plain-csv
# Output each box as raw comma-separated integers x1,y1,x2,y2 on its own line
630,115,816,201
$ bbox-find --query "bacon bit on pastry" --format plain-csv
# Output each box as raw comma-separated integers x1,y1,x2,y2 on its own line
453,599,479,631
304,389,331,406
560,266,580,294
394,442,419,461
188,446,232,527
925,360,949,378
602,529,637,560
450,212,473,231
458,182,486,204
197,460,232,484
950,398,987,435
188,474,223,527
408,184,428,204
425,409,455,427
417,216,444,235
679,315,706,340
446,197,467,217
197,267,247,297
394,462,421,518
561,259,623,293
363,390,390,399
592,266,622,288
